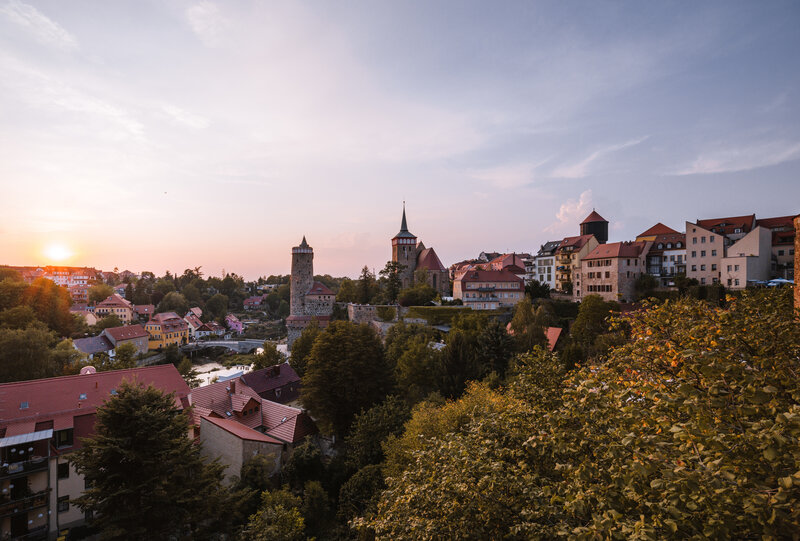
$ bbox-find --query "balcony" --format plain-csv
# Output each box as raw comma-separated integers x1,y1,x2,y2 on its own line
0,489,50,519
0,457,48,478
476,286,496,292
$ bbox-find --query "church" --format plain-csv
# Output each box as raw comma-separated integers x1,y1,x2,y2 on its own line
391,205,450,296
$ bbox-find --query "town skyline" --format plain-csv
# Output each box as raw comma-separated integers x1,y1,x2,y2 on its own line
2,1,799,278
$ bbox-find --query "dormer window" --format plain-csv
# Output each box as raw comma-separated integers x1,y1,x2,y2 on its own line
657,243,663,249
79,393,87,400
20,401,29,410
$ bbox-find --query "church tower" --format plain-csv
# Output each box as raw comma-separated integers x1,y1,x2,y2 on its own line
290,236,314,317
391,204,418,288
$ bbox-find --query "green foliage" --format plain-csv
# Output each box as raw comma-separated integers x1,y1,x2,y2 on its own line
177,358,201,388
404,305,472,325
156,291,189,315
375,305,396,322
571,294,619,355
205,293,229,320
634,272,659,300
525,278,551,299
508,296,548,353
379,261,405,304
0,277,27,311
289,319,321,378
253,341,285,370
0,324,61,382
277,300,290,319
0,305,38,329
301,480,331,539
235,454,276,518
88,283,114,303
163,343,184,365
477,319,515,377
113,342,137,369
338,464,386,523
240,488,305,541
94,313,123,330
366,289,800,539
301,321,393,436
70,381,237,540
345,396,411,470
21,278,73,335
282,440,325,491
393,334,440,404
336,278,360,303
358,266,379,304
397,282,437,307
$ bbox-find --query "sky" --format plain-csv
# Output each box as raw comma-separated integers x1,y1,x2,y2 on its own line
1,0,798,279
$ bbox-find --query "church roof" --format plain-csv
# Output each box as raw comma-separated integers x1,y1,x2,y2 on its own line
417,247,447,272
581,210,608,224
393,205,417,239
306,281,334,296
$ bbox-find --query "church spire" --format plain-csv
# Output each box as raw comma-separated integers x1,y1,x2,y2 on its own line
400,201,409,233
299,236,309,248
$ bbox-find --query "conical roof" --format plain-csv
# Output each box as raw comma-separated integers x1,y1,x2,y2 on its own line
581,210,607,224
299,236,309,248
393,204,416,239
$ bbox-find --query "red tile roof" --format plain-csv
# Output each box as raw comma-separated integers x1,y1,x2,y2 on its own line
695,215,755,236
97,293,131,308
149,312,189,332
0,366,190,445
417,247,447,272
184,314,203,329
584,241,649,260
546,327,563,352
457,269,524,286
241,363,300,396
558,234,595,251
103,324,148,341
202,416,282,444
581,210,607,224
638,223,679,237
133,304,154,316
306,282,334,296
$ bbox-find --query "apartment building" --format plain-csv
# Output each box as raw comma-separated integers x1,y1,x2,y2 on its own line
533,240,561,291
94,294,133,324
578,240,652,303
0,366,189,540
636,224,686,287
554,234,599,296
720,226,772,289
756,216,796,280
145,312,190,350
452,269,524,310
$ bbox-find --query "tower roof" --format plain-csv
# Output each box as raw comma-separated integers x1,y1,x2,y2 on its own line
393,204,417,239
581,210,608,224
299,236,309,248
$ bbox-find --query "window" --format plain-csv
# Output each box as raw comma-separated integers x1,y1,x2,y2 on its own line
701,278,706,284
778,250,785,256
677,242,682,248
735,265,740,271
701,236,706,243
605,272,610,279
727,265,732,271
711,250,717,256
58,462,70,479
734,228,741,233
735,278,740,286
19,401,28,410
54,429,74,448
711,264,717,271
710,236,715,243
692,265,697,271
693,237,697,244
692,251,696,258
727,279,732,286
712,278,719,284
667,243,672,249
701,265,706,271
701,250,706,257
58,496,70,513
657,244,663,249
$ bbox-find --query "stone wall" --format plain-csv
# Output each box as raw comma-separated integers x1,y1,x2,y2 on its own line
304,297,334,317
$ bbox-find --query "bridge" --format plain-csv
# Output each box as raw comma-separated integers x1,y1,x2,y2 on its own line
181,339,266,354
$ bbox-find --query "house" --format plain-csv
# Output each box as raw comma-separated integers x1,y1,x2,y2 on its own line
578,240,652,303
0,365,189,540
72,335,115,359
225,314,244,335
636,224,686,288
720,227,772,289
198,417,283,484
756,215,796,280
196,321,225,339
70,310,97,326
113,285,127,298
188,307,202,319
145,312,190,350
95,294,133,324
533,241,561,291
240,363,300,405
68,284,89,304
244,295,266,310
546,327,563,352
453,269,525,310
102,324,149,355
184,312,204,340
132,304,155,322
555,234,599,296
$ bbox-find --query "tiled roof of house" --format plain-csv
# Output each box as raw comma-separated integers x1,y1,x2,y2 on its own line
306,282,334,296
240,363,300,395
184,314,203,329
457,269,524,284
244,296,264,306
198,321,224,332
97,294,131,308
558,234,595,251
202,416,282,444
638,223,679,237
584,241,649,260
695,215,755,236
188,307,202,318
536,241,562,257
581,210,607,224
104,324,148,341
73,335,114,355
756,215,795,229
546,327,563,352
261,401,317,443
0,366,190,437
133,304,155,316
150,312,189,332
417,247,447,272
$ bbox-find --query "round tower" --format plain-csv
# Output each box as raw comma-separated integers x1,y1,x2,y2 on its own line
580,209,609,244
290,236,314,316
391,204,418,288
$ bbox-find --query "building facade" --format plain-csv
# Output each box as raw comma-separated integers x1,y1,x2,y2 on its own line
390,206,449,295
145,312,190,350
286,238,332,350
636,224,686,288
452,269,524,310
578,241,651,303
554,234,599,296
533,240,561,291
95,294,133,324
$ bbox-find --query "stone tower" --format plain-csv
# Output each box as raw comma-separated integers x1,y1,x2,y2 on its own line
580,209,609,244
290,236,314,317
391,205,418,288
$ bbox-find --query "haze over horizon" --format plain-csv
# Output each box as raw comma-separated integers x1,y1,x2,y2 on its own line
1,0,799,279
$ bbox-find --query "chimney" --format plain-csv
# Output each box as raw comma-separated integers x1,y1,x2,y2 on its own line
230,380,236,394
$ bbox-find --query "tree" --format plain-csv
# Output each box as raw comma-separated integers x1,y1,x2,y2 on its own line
301,321,393,436
393,334,440,404
0,277,27,311
21,278,73,335
345,396,411,470
398,282,437,307
508,296,548,353
571,294,619,355
357,266,377,304
88,283,114,304
70,381,236,539
525,279,551,299
634,273,659,300
477,319,515,377
124,282,134,301
253,341,285,370
157,291,189,316
204,293,228,320
235,454,276,518
0,324,60,383
177,358,201,388
337,464,386,523
289,319,321,378
240,488,305,541
113,342,137,369
282,440,325,491
379,261,405,304
95,313,123,330
301,480,331,539
336,278,359,304
0,305,38,329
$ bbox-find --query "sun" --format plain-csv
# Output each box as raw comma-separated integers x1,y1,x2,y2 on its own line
44,243,73,263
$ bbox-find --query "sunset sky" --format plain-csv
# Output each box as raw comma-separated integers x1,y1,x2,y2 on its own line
1,1,798,279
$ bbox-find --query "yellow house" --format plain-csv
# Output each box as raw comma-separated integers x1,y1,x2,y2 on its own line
95,294,134,324
145,312,190,350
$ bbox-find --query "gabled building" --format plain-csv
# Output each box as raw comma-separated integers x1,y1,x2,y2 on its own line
390,205,449,295
636,224,686,288
533,240,561,291
225,314,243,335
453,269,524,310
95,294,133,324
555,234,599,296
756,215,796,280
102,324,149,355
145,312,190,350
184,312,204,339
720,227,772,289
240,363,300,405
0,365,190,540
132,304,155,322
578,240,652,303
196,321,225,339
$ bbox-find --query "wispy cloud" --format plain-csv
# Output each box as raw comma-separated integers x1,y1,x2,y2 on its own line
469,158,551,189
0,0,77,50
671,140,800,175
544,189,593,234
551,136,649,179
186,1,228,47
161,104,209,129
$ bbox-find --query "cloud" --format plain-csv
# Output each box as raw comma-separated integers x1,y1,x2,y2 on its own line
671,141,800,175
550,136,650,179
0,0,77,50
469,158,551,189
161,104,209,129
186,1,228,46
544,190,593,234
